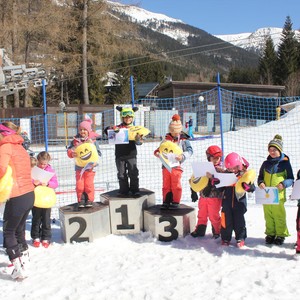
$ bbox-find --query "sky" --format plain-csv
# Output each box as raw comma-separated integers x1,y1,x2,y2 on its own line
0,104,300,298
119,0,300,35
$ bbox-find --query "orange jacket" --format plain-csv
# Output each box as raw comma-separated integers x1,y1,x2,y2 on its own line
0,134,34,198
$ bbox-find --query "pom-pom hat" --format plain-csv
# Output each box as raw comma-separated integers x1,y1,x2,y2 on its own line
169,114,182,134
268,134,283,153
79,118,92,133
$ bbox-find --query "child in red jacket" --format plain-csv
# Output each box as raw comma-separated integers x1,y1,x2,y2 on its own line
190,145,224,238
154,114,193,209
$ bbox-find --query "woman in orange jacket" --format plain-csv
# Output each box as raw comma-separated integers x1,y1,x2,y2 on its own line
0,122,34,280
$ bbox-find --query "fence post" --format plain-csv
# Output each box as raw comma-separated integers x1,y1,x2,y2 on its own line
42,79,48,151
216,73,224,160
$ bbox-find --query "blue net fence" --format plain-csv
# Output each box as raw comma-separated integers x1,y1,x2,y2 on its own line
1,87,300,219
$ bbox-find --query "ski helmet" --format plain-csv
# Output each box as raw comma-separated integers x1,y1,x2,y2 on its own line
224,152,243,169
206,145,222,158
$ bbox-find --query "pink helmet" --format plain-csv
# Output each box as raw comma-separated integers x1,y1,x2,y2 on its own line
224,152,244,169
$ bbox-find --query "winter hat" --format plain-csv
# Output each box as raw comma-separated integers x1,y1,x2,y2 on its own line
79,118,92,133
169,114,182,134
268,134,283,153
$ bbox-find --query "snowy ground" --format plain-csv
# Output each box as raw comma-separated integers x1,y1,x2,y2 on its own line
0,202,299,300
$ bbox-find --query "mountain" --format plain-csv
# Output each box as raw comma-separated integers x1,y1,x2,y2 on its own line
215,27,300,54
107,1,260,79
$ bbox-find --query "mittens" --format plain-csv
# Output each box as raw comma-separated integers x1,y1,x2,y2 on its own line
242,182,256,193
191,188,198,202
211,177,220,186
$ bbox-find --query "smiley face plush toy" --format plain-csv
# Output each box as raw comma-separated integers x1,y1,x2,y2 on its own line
159,140,183,158
74,142,99,168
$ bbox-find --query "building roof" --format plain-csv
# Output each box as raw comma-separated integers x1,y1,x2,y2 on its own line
136,82,159,98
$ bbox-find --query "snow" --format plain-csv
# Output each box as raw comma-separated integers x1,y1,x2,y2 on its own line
1,107,300,298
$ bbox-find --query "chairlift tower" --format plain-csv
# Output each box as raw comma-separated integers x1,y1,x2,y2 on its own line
0,48,47,97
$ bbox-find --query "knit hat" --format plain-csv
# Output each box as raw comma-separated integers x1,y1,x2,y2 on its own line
268,134,283,153
79,118,92,133
169,114,182,134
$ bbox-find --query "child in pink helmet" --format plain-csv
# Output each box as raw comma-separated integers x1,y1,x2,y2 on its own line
67,117,101,207
190,145,224,238
220,152,255,248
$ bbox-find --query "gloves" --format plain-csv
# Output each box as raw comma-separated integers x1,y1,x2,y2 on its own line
112,126,120,133
191,189,198,202
242,182,256,193
211,177,220,186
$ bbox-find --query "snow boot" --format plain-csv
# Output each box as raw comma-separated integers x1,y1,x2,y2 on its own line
191,224,207,238
265,235,275,244
10,257,27,280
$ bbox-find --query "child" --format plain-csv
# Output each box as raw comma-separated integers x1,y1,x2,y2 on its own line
220,152,255,248
190,145,224,238
31,151,58,248
154,114,193,209
104,106,142,197
257,135,294,245
295,170,300,255
67,118,101,207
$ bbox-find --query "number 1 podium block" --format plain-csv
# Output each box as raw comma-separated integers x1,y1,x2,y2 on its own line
100,188,156,235
59,202,110,243
144,204,196,242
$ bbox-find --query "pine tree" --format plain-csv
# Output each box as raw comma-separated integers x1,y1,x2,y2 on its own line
258,36,277,85
275,16,300,93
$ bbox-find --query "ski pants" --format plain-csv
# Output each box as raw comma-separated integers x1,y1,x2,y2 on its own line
31,206,52,241
162,167,183,204
197,197,222,234
296,201,300,252
263,201,289,237
76,170,95,202
188,127,194,139
3,191,34,261
116,157,139,194
221,197,247,242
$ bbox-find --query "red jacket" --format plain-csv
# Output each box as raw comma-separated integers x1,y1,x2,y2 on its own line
0,134,34,198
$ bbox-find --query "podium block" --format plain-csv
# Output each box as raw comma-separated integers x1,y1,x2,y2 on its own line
144,204,196,242
59,202,110,243
100,188,156,234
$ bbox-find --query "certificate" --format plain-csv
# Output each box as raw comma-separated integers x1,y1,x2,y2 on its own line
255,187,279,204
108,128,129,144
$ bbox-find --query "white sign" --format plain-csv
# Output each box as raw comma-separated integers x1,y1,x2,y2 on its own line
290,180,300,200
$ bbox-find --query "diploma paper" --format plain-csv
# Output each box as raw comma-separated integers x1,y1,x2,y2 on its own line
255,187,279,204
290,180,300,200
31,166,54,184
108,128,129,144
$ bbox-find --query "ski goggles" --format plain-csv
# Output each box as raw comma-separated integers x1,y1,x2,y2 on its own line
121,110,134,117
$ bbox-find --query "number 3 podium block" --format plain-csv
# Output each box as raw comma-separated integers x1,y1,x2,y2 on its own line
59,202,110,243
100,188,156,235
144,204,196,242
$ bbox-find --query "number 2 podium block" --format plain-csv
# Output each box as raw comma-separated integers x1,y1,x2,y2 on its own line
144,204,196,242
100,188,156,235
59,202,110,243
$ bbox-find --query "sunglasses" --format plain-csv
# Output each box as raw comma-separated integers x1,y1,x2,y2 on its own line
121,111,134,117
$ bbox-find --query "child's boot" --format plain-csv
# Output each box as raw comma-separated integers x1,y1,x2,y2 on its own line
10,257,27,280
191,224,207,237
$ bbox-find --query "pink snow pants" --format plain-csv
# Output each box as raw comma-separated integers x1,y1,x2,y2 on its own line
196,197,222,234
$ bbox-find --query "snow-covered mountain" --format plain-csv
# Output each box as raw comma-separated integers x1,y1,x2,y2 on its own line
108,1,198,46
216,27,300,53
108,1,300,54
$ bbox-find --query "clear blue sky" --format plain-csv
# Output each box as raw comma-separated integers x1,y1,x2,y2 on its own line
120,0,300,35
